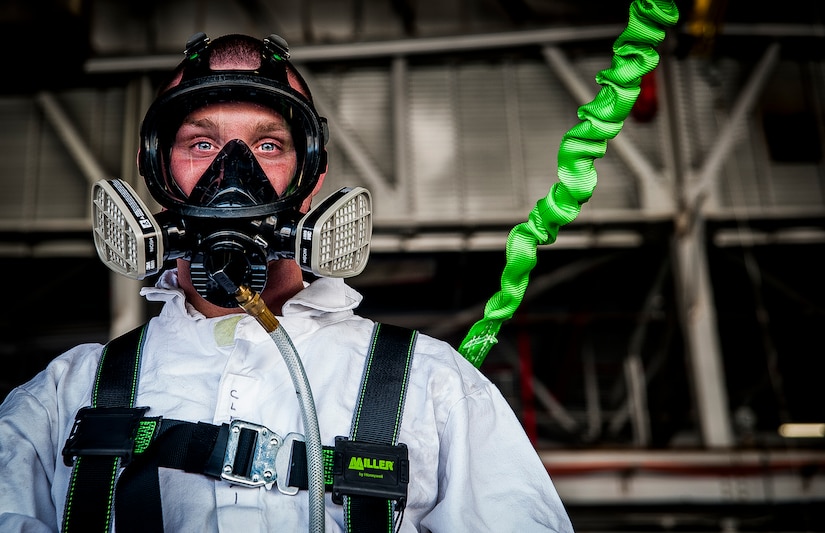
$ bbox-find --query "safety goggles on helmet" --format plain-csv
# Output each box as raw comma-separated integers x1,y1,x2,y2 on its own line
138,32,329,219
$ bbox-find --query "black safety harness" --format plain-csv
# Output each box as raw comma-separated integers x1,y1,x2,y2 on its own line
61,322,417,533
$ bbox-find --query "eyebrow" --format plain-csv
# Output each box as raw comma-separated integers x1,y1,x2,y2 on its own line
178,117,290,136
254,117,291,135
178,117,216,131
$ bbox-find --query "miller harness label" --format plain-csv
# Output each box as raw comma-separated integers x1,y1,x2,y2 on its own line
348,456,395,478
332,438,409,504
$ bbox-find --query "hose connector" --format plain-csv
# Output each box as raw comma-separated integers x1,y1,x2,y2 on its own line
210,269,280,332
234,284,280,332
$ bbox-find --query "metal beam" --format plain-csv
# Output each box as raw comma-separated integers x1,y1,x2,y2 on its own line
658,45,734,448
85,25,625,74
35,92,108,186
83,23,822,75
296,66,394,199
391,55,412,215
689,43,781,209
541,45,673,212
541,449,825,504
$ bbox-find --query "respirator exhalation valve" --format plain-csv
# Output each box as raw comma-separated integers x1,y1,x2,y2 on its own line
91,179,373,304
189,231,269,308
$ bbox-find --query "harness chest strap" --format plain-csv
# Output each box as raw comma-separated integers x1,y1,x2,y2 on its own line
64,415,394,491
61,322,417,533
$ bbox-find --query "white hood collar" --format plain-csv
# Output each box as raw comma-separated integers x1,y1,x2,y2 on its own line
140,269,363,319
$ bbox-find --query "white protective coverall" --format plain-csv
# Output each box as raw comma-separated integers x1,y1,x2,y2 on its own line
0,270,574,532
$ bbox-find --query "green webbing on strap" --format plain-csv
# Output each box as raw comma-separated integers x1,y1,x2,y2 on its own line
134,420,159,455
458,0,680,368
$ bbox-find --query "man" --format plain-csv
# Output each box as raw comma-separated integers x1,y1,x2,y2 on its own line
0,33,574,532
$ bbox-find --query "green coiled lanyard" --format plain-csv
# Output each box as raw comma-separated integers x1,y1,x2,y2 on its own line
458,0,680,368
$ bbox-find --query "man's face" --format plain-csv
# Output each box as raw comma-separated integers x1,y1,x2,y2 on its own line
169,101,298,198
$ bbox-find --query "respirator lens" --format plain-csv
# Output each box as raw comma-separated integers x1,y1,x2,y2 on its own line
141,78,327,219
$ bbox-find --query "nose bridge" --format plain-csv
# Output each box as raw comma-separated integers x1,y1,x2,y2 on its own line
188,139,277,208
218,139,259,175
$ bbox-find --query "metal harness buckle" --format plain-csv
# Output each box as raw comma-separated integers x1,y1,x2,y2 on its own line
221,420,282,487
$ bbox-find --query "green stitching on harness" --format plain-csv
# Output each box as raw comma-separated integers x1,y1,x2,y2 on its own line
352,324,383,435
130,326,147,401
67,325,146,532
323,447,335,486
391,334,414,443
62,456,118,533
134,419,158,455
385,499,393,533
62,456,81,531
103,458,119,529
344,500,395,533
91,325,146,406
91,345,110,407
345,324,414,533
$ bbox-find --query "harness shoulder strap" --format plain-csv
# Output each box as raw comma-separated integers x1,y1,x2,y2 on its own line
61,323,149,533
344,322,417,533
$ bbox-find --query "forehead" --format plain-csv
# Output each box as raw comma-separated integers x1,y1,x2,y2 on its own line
180,101,290,127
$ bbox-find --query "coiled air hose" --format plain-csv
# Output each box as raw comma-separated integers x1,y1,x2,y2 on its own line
458,0,680,368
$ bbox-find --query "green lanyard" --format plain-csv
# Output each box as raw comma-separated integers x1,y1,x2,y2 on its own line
459,0,681,368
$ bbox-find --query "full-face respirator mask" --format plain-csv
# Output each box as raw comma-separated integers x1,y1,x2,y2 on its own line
91,33,372,307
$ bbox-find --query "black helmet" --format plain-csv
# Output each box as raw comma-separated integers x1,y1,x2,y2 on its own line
138,32,329,219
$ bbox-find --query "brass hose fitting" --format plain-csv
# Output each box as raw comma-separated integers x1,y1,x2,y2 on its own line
234,284,280,332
